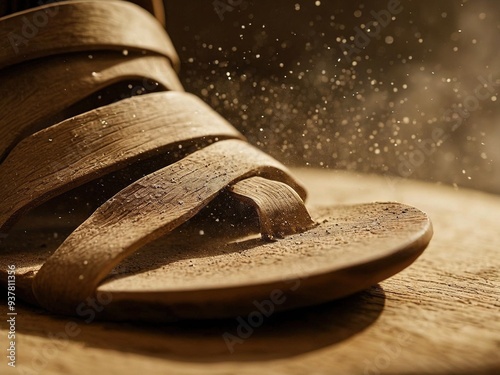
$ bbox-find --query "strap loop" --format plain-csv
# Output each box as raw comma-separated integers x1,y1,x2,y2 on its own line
230,177,316,241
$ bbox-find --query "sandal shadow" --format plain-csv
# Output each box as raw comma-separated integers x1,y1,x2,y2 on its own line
0,284,385,362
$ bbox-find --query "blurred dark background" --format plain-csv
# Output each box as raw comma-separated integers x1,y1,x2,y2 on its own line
164,0,500,194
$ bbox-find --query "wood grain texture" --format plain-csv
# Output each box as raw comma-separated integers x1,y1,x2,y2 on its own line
0,92,244,231
0,81,430,322
0,0,495,371
229,176,315,239
1,198,431,321
31,139,307,314
0,0,180,70
0,170,497,374
0,52,182,159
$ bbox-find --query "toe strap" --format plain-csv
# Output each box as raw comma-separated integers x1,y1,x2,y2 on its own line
229,177,316,241
32,140,308,314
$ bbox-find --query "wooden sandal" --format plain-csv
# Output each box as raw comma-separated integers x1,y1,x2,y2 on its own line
0,1,433,321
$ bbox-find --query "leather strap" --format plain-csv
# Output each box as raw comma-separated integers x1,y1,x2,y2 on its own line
1,0,315,318
32,140,308,314
230,177,315,240
0,53,182,159
0,91,245,231
0,1,180,70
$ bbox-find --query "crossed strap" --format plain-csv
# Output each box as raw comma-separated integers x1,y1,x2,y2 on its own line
0,1,315,315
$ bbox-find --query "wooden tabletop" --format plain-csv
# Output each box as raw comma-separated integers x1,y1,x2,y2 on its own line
1,169,499,375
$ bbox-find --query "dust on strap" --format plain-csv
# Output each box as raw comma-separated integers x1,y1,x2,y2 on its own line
32,139,312,315
0,1,179,70
0,53,182,160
